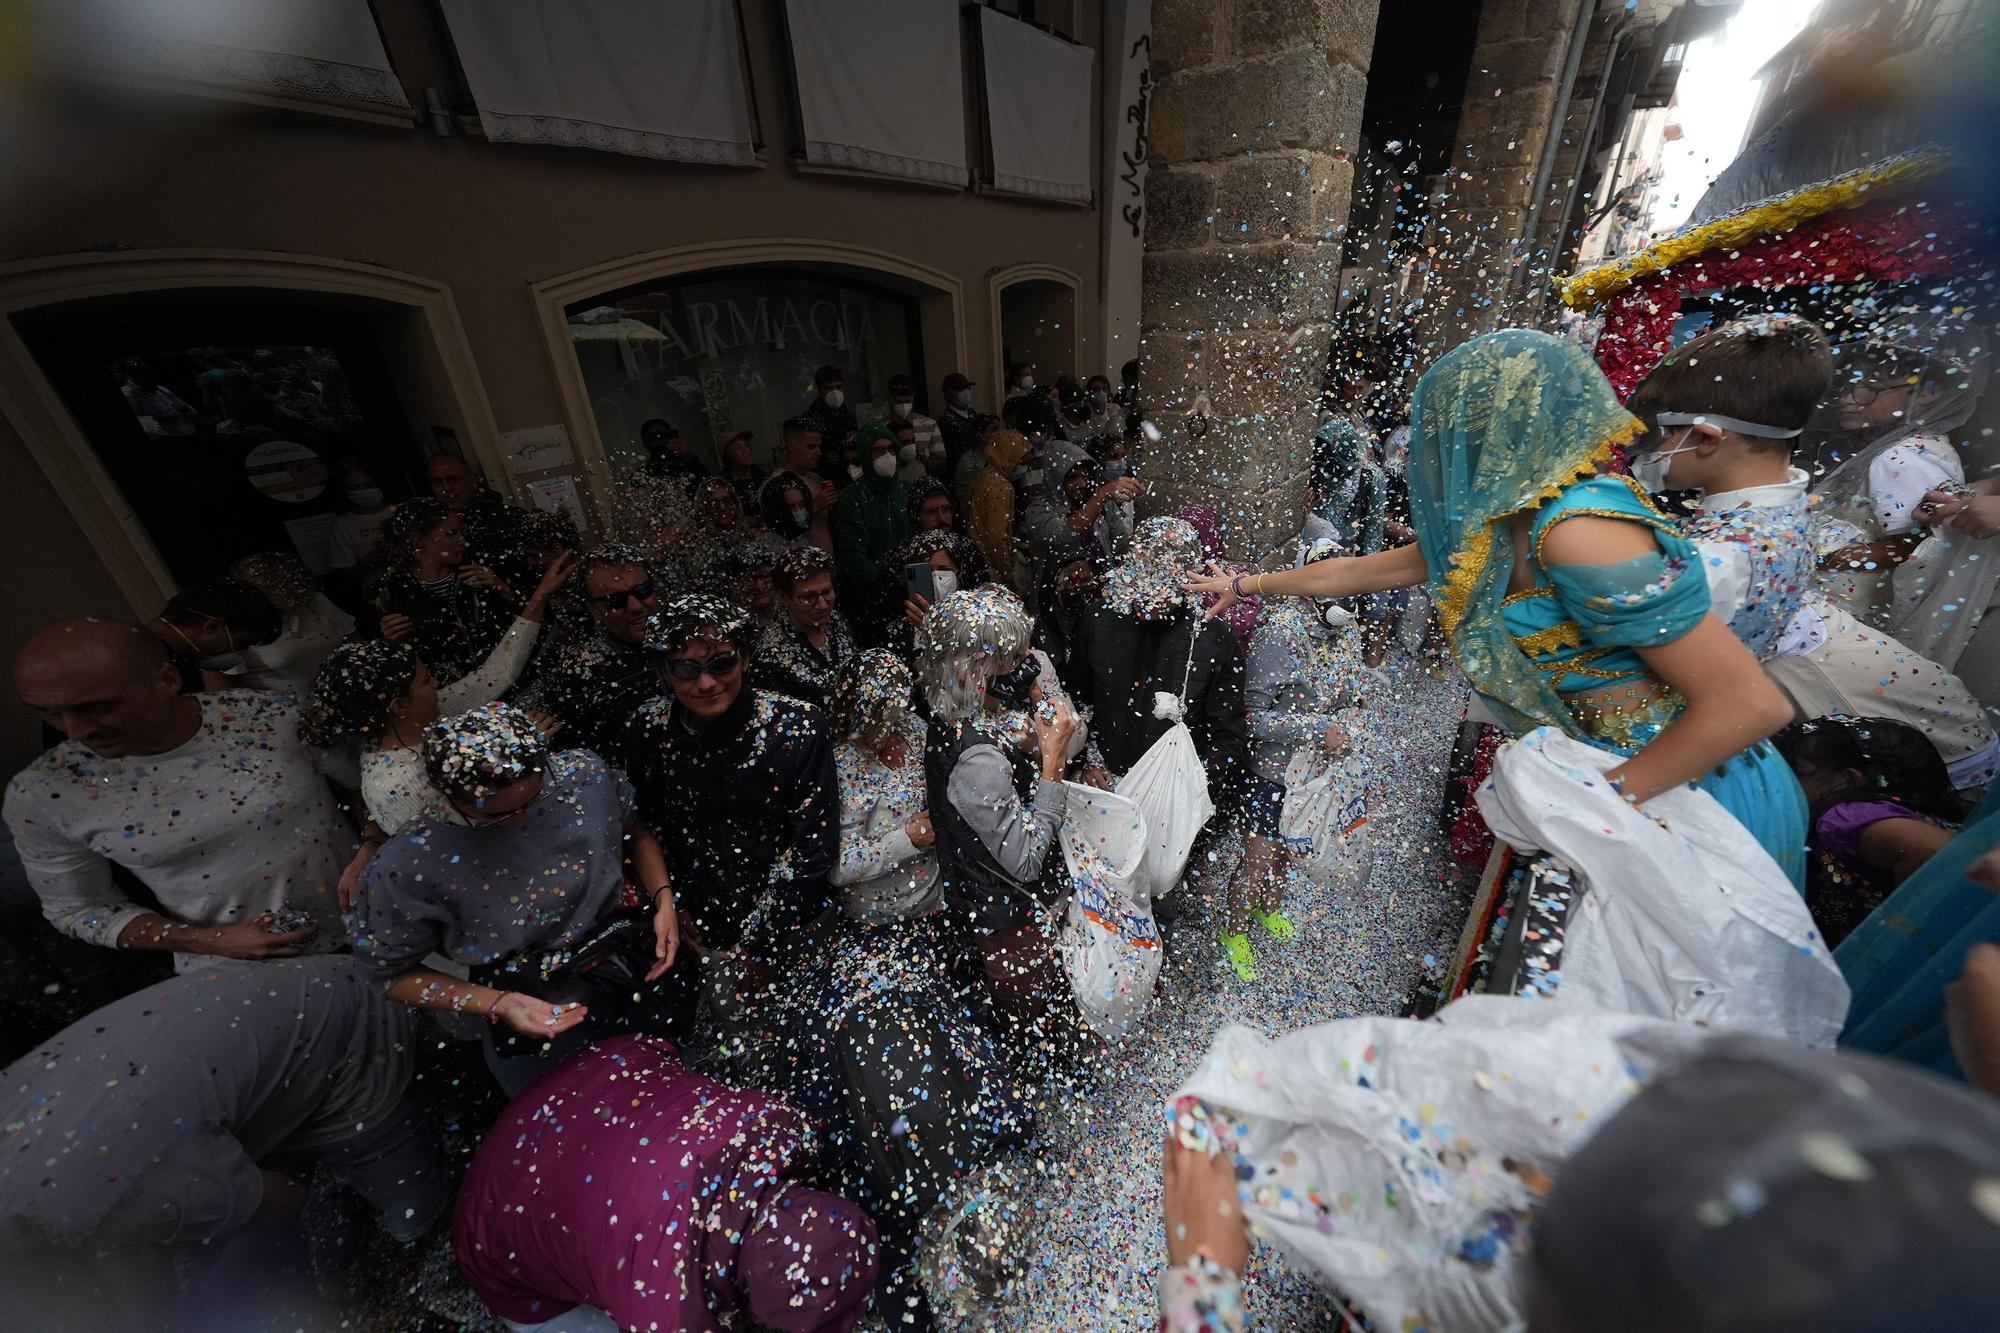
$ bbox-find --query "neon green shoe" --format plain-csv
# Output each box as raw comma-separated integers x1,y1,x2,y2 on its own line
1251,909,1298,942
1220,931,1257,982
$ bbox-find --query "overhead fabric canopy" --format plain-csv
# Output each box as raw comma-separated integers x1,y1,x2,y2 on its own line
439,0,758,167
978,7,1094,203
42,0,410,110
783,0,969,187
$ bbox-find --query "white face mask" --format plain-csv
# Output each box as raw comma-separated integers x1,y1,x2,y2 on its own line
891,401,913,419
1017,375,1035,391
953,388,973,410
847,463,864,482
931,569,959,599
347,486,384,509
871,453,898,478
1630,429,1698,492
823,389,845,410
898,442,918,462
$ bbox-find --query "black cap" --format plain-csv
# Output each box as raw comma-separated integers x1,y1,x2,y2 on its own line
943,372,974,393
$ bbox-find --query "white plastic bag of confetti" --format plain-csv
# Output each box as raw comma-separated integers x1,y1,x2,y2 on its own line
1169,996,1708,1332
1476,726,1849,1047
1114,720,1214,899
1277,748,1372,885
1057,782,1161,1040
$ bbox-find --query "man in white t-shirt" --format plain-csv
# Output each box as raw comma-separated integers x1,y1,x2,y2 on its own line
4,618,349,967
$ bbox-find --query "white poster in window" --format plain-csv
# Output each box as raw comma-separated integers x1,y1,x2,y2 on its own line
502,424,575,478
282,512,338,574
525,475,585,522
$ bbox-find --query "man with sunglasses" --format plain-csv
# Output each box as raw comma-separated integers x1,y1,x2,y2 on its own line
622,593,838,1064
538,545,666,764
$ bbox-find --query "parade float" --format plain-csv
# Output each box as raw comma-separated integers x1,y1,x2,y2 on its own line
1437,144,1997,1007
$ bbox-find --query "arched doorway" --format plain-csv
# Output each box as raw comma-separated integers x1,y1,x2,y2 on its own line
0,250,500,612
989,264,1080,395
532,241,966,504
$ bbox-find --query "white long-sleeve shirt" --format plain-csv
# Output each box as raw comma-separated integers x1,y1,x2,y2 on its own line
3,690,349,967
831,720,941,924
359,616,541,834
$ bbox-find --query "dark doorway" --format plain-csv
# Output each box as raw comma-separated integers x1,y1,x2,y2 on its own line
18,295,422,586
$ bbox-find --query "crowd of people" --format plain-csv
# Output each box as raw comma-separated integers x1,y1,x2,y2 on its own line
5,325,2000,1329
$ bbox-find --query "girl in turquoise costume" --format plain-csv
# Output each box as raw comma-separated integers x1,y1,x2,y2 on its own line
1189,329,1808,881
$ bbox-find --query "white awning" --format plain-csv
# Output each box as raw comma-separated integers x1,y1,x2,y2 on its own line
439,0,759,167
783,0,969,187
44,0,410,110
978,8,1094,203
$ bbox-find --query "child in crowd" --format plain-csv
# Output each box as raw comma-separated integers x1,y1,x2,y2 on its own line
1775,715,1962,945
1626,313,1998,790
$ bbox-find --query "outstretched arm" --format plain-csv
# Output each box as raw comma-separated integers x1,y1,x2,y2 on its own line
1184,543,1428,619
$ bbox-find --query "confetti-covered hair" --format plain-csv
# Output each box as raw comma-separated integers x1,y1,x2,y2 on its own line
302,639,423,746
916,585,1031,722
773,543,836,593
829,648,914,742
577,542,652,585
1100,516,1205,619
383,497,452,567
421,702,549,808
649,591,760,656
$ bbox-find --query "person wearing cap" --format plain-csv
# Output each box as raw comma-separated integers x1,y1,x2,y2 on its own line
938,371,986,483
453,1034,879,1333
347,702,680,1092
536,545,668,765
622,593,839,1056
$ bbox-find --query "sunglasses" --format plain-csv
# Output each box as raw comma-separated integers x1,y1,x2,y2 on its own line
595,579,657,612
666,650,742,681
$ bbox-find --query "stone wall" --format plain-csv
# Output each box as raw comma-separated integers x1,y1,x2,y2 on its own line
1133,0,1378,557
1420,0,1601,344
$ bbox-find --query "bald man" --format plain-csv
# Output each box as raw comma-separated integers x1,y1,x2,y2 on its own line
4,617,348,965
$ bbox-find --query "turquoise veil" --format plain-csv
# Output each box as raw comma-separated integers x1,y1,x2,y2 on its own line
1404,329,1645,735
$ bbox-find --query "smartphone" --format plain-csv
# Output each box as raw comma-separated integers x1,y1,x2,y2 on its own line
904,562,937,604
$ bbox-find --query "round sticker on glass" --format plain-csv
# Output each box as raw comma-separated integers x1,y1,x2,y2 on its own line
243,439,328,503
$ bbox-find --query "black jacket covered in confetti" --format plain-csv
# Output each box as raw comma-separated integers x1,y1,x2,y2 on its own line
749,610,855,709
538,629,662,767
1069,607,1251,811
623,685,838,958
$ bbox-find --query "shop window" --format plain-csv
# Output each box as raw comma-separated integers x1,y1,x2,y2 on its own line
566,269,925,476
19,300,420,583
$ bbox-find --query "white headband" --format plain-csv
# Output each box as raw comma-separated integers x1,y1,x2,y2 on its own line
1653,411,1802,440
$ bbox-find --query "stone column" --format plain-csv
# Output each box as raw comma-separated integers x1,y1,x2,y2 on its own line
1134,0,1376,558
1420,0,1599,346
